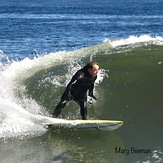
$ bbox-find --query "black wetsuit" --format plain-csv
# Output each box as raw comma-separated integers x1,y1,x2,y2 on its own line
53,66,97,120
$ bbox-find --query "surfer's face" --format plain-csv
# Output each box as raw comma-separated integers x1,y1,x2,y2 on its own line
89,64,99,77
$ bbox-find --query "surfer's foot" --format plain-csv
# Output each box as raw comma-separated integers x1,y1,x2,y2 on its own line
52,108,62,118
52,114,57,118
52,111,59,118
52,113,58,118
82,116,87,120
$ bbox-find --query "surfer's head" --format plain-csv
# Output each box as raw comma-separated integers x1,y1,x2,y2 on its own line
85,62,100,77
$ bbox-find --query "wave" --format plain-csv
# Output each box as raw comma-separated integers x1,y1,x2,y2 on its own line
0,34,162,138
1,13,163,20
104,34,163,47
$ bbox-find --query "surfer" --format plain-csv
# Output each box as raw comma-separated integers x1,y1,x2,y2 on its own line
53,62,100,120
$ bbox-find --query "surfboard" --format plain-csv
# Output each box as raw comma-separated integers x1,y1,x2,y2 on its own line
44,118,123,131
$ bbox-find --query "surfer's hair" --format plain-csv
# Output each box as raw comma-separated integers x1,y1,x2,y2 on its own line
84,62,100,70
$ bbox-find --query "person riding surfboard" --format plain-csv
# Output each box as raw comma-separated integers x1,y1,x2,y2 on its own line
53,62,100,120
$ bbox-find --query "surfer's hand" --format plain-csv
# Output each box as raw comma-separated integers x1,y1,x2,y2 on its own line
89,95,97,100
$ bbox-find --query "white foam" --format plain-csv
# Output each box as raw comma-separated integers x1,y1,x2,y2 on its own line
0,98,46,138
96,69,109,86
140,150,163,163
0,51,71,138
104,35,163,48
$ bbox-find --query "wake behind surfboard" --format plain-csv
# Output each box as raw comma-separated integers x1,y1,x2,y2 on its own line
44,118,123,131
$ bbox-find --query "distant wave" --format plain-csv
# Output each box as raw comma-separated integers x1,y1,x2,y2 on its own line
103,35,163,47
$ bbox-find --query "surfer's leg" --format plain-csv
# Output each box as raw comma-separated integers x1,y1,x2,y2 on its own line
78,100,87,120
53,87,71,118
53,100,68,118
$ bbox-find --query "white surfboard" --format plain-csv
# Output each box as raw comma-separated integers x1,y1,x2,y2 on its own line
44,118,123,131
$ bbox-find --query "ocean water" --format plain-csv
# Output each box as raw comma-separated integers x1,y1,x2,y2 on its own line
0,0,163,162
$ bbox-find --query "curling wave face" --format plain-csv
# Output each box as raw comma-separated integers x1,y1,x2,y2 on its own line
0,35,163,138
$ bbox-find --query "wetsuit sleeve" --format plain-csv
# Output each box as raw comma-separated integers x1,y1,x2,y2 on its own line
88,76,97,100
88,84,94,96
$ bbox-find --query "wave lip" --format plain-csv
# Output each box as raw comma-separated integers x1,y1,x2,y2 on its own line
104,35,163,48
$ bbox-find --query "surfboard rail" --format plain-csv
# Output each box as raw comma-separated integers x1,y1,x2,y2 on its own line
44,119,123,131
